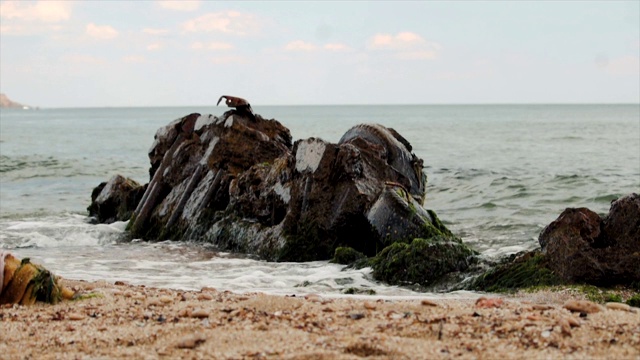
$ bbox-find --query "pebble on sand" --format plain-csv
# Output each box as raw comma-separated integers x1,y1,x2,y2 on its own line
563,300,603,314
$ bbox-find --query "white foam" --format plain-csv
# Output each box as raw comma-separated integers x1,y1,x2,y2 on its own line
0,215,126,249
1,215,483,299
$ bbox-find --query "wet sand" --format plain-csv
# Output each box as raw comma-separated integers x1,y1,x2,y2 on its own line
1,279,639,359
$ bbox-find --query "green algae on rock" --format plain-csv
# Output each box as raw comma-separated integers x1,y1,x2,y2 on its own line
371,237,477,286
466,250,561,292
331,247,366,265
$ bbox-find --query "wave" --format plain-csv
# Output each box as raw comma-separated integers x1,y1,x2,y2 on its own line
0,214,127,249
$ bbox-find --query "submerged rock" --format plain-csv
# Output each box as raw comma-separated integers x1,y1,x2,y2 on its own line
90,109,469,282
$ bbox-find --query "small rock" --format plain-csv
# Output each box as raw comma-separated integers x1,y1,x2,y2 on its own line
563,300,603,314
305,294,322,303
541,330,551,338
68,313,85,321
364,301,377,310
197,293,213,301
558,317,571,336
159,295,173,304
532,304,554,311
191,309,209,318
566,316,581,327
349,313,365,320
421,299,438,307
176,334,206,349
475,297,503,308
526,314,540,321
605,302,634,312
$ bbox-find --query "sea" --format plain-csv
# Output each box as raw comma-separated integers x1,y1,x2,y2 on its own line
1,104,638,298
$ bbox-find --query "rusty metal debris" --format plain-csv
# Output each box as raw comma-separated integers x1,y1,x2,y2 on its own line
217,95,254,119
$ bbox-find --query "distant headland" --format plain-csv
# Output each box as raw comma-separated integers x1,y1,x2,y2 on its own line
0,93,32,109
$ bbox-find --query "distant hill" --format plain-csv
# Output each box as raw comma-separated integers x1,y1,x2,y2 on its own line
0,93,28,109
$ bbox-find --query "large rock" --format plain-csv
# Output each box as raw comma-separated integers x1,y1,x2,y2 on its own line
88,175,146,224
539,193,640,285
91,109,466,267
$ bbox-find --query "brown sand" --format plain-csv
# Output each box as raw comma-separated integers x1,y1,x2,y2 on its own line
1,279,639,359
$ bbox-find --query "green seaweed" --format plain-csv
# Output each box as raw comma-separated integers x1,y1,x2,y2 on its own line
278,221,331,262
467,250,562,292
343,287,376,295
73,292,103,301
626,294,640,307
331,247,366,265
371,237,477,286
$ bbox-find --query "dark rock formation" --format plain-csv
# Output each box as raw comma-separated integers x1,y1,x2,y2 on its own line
88,175,146,224
90,109,471,277
465,193,639,292
539,193,640,285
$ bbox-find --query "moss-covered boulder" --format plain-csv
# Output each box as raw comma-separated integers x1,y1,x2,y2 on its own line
466,250,562,292
331,247,366,265
371,237,477,286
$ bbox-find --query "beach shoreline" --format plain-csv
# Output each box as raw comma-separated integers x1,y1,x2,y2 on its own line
1,279,638,359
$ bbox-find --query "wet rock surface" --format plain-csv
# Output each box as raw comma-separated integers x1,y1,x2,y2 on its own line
90,110,467,277
539,193,640,285
88,175,146,224
469,193,640,291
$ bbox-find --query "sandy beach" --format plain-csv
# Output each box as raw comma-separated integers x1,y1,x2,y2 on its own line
1,279,638,359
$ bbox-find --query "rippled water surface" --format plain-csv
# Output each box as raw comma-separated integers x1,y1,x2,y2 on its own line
1,104,638,296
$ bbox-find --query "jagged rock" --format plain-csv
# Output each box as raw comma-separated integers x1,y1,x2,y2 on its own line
539,193,640,285
89,109,466,267
88,175,146,224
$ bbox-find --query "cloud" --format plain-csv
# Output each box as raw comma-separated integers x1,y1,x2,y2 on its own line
123,55,146,64
0,1,72,22
182,11,259,35
285,40,317,52
143,28,169,36
147,43,162,51
157,0,200,12
395,50,439,60
368,31,441,60
191,41,234,50
210,55,249,64
86,23,118,40
64,54,106,65
604,56,640,76
324,43,351,52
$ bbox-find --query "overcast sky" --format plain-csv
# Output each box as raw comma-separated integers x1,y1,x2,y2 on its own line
1,1,639,107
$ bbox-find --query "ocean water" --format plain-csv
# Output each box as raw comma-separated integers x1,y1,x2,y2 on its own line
1,104,638,296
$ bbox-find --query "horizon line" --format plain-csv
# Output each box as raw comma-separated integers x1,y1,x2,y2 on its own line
5,102,640,110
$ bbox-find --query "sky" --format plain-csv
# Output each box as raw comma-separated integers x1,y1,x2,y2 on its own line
0,0,639,107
